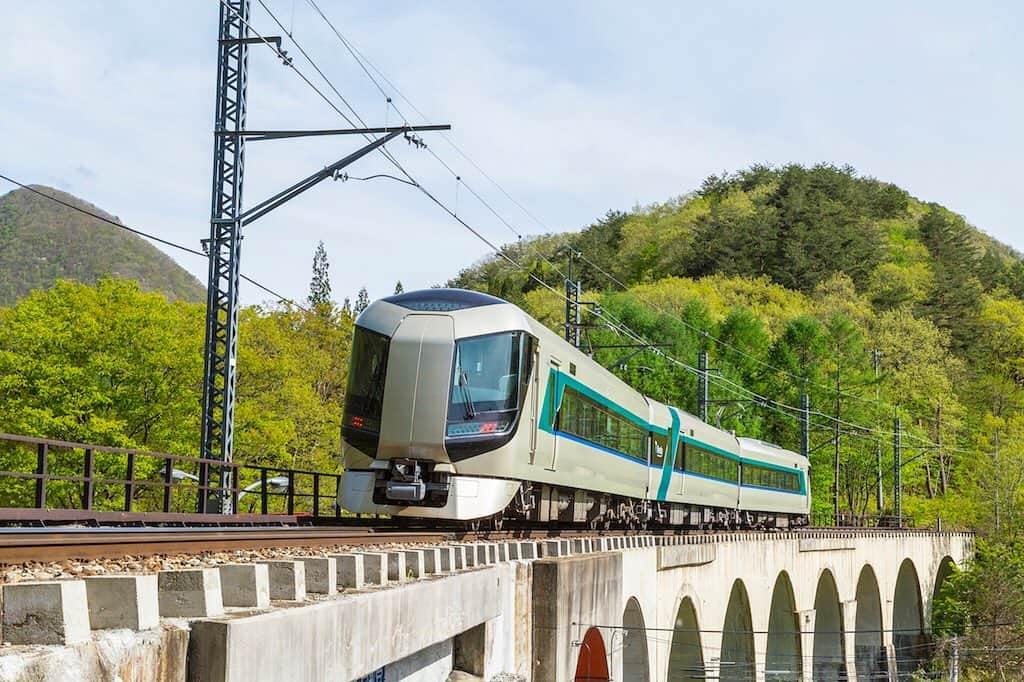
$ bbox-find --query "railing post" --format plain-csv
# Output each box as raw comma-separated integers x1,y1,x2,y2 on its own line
163,457,173,513
34,443,47,509
124,452,136,512
229,463,239,515
334,475,341,518
196,461,209,514
286,470,295,515
260,468,268,515
313,473,320,517
82,448,94,510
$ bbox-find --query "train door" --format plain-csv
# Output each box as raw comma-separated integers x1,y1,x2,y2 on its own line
546,358,561,471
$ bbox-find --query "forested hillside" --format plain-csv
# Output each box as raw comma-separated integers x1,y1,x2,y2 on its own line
452,164,1024,531
0,185,204,306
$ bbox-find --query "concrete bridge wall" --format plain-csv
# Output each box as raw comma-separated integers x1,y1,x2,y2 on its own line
532,532,972,682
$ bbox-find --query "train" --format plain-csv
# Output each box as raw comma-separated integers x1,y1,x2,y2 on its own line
338,288,810,529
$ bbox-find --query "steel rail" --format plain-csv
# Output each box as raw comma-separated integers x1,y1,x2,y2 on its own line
0,523,963,566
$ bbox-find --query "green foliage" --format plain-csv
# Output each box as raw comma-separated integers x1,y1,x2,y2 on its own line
0,186,204,306
932,539,1024,678
0,278,353,509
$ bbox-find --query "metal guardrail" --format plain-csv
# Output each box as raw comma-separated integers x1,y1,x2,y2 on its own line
0,433,343,523
810,511,914,529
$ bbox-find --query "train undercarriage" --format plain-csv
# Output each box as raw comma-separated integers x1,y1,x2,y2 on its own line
465,481,809,533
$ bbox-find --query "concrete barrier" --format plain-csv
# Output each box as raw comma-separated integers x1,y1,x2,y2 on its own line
358,552,387,586
257,561,306,602
299,557,337,595
159,568,224,618
333,554,365,589
2,581,91,645
85,574,160,630
188,566,504,681
219,564,270,608
403,550,425,579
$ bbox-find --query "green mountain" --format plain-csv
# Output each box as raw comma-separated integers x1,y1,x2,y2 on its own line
0,185,204,307
452,163,1024,530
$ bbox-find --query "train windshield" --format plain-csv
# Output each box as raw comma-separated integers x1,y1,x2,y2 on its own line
446,331,532,437
342,326,390,455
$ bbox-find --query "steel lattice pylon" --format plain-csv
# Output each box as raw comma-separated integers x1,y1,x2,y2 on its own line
199,0,249,512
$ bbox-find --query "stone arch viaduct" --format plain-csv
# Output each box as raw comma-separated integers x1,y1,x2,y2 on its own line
534,530,972,682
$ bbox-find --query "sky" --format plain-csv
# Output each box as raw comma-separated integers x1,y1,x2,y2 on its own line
2,1,1022,306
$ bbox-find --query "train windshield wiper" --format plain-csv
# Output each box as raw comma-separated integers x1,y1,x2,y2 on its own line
458,369,477,419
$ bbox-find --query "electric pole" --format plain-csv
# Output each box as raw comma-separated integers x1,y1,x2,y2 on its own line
697,337,709,422
564,248,581,348
872,349,884,512
198,1,449,512
800,389,810,460
198,0,250,513
894,415,903,526
833,339,841,525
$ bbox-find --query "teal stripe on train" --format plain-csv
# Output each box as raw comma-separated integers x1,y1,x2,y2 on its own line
656,407,680,500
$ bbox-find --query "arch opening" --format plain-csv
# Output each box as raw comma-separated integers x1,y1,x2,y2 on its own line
622,597,650,682
812,569,847,681
668,596,705,681
893,558,928,679
854,565,888,682
930,556,957,622
722,579,756,682
766,571,802,681
574,626,610,682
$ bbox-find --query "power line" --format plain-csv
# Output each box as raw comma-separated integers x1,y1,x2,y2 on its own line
245,2,956,461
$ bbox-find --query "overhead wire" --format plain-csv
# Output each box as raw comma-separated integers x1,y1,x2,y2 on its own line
242,1,957,457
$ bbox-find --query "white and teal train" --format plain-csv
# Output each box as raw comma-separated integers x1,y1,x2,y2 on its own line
339,289,810,529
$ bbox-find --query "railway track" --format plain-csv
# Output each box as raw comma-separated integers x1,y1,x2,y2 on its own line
0,522,936,565
0,526,455,564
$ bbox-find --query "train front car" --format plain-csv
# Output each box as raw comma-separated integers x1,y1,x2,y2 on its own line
339,289,533,520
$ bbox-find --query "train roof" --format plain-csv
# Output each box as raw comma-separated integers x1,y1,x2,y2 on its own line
380,288,506,312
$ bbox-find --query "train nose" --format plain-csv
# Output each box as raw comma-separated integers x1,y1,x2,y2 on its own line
377,314,455,462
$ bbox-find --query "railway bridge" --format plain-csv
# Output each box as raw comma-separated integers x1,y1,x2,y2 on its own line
0,528,971,682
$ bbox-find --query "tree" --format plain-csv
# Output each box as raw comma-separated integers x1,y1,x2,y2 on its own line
393,281,404,295
0,279,204,508
308,241,332,308
354,287,370,314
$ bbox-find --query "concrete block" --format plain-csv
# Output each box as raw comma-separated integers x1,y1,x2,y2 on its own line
359,552,388,586
333,554,365,589
257,560,306,601
2,580,91,645
420,547,442,575
438,546,458,572
300,557,337,595
454,544,475,567
403,550,425,579
387,551,407,582
85,574,160,630
219,563,270,608
158,568,224,618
